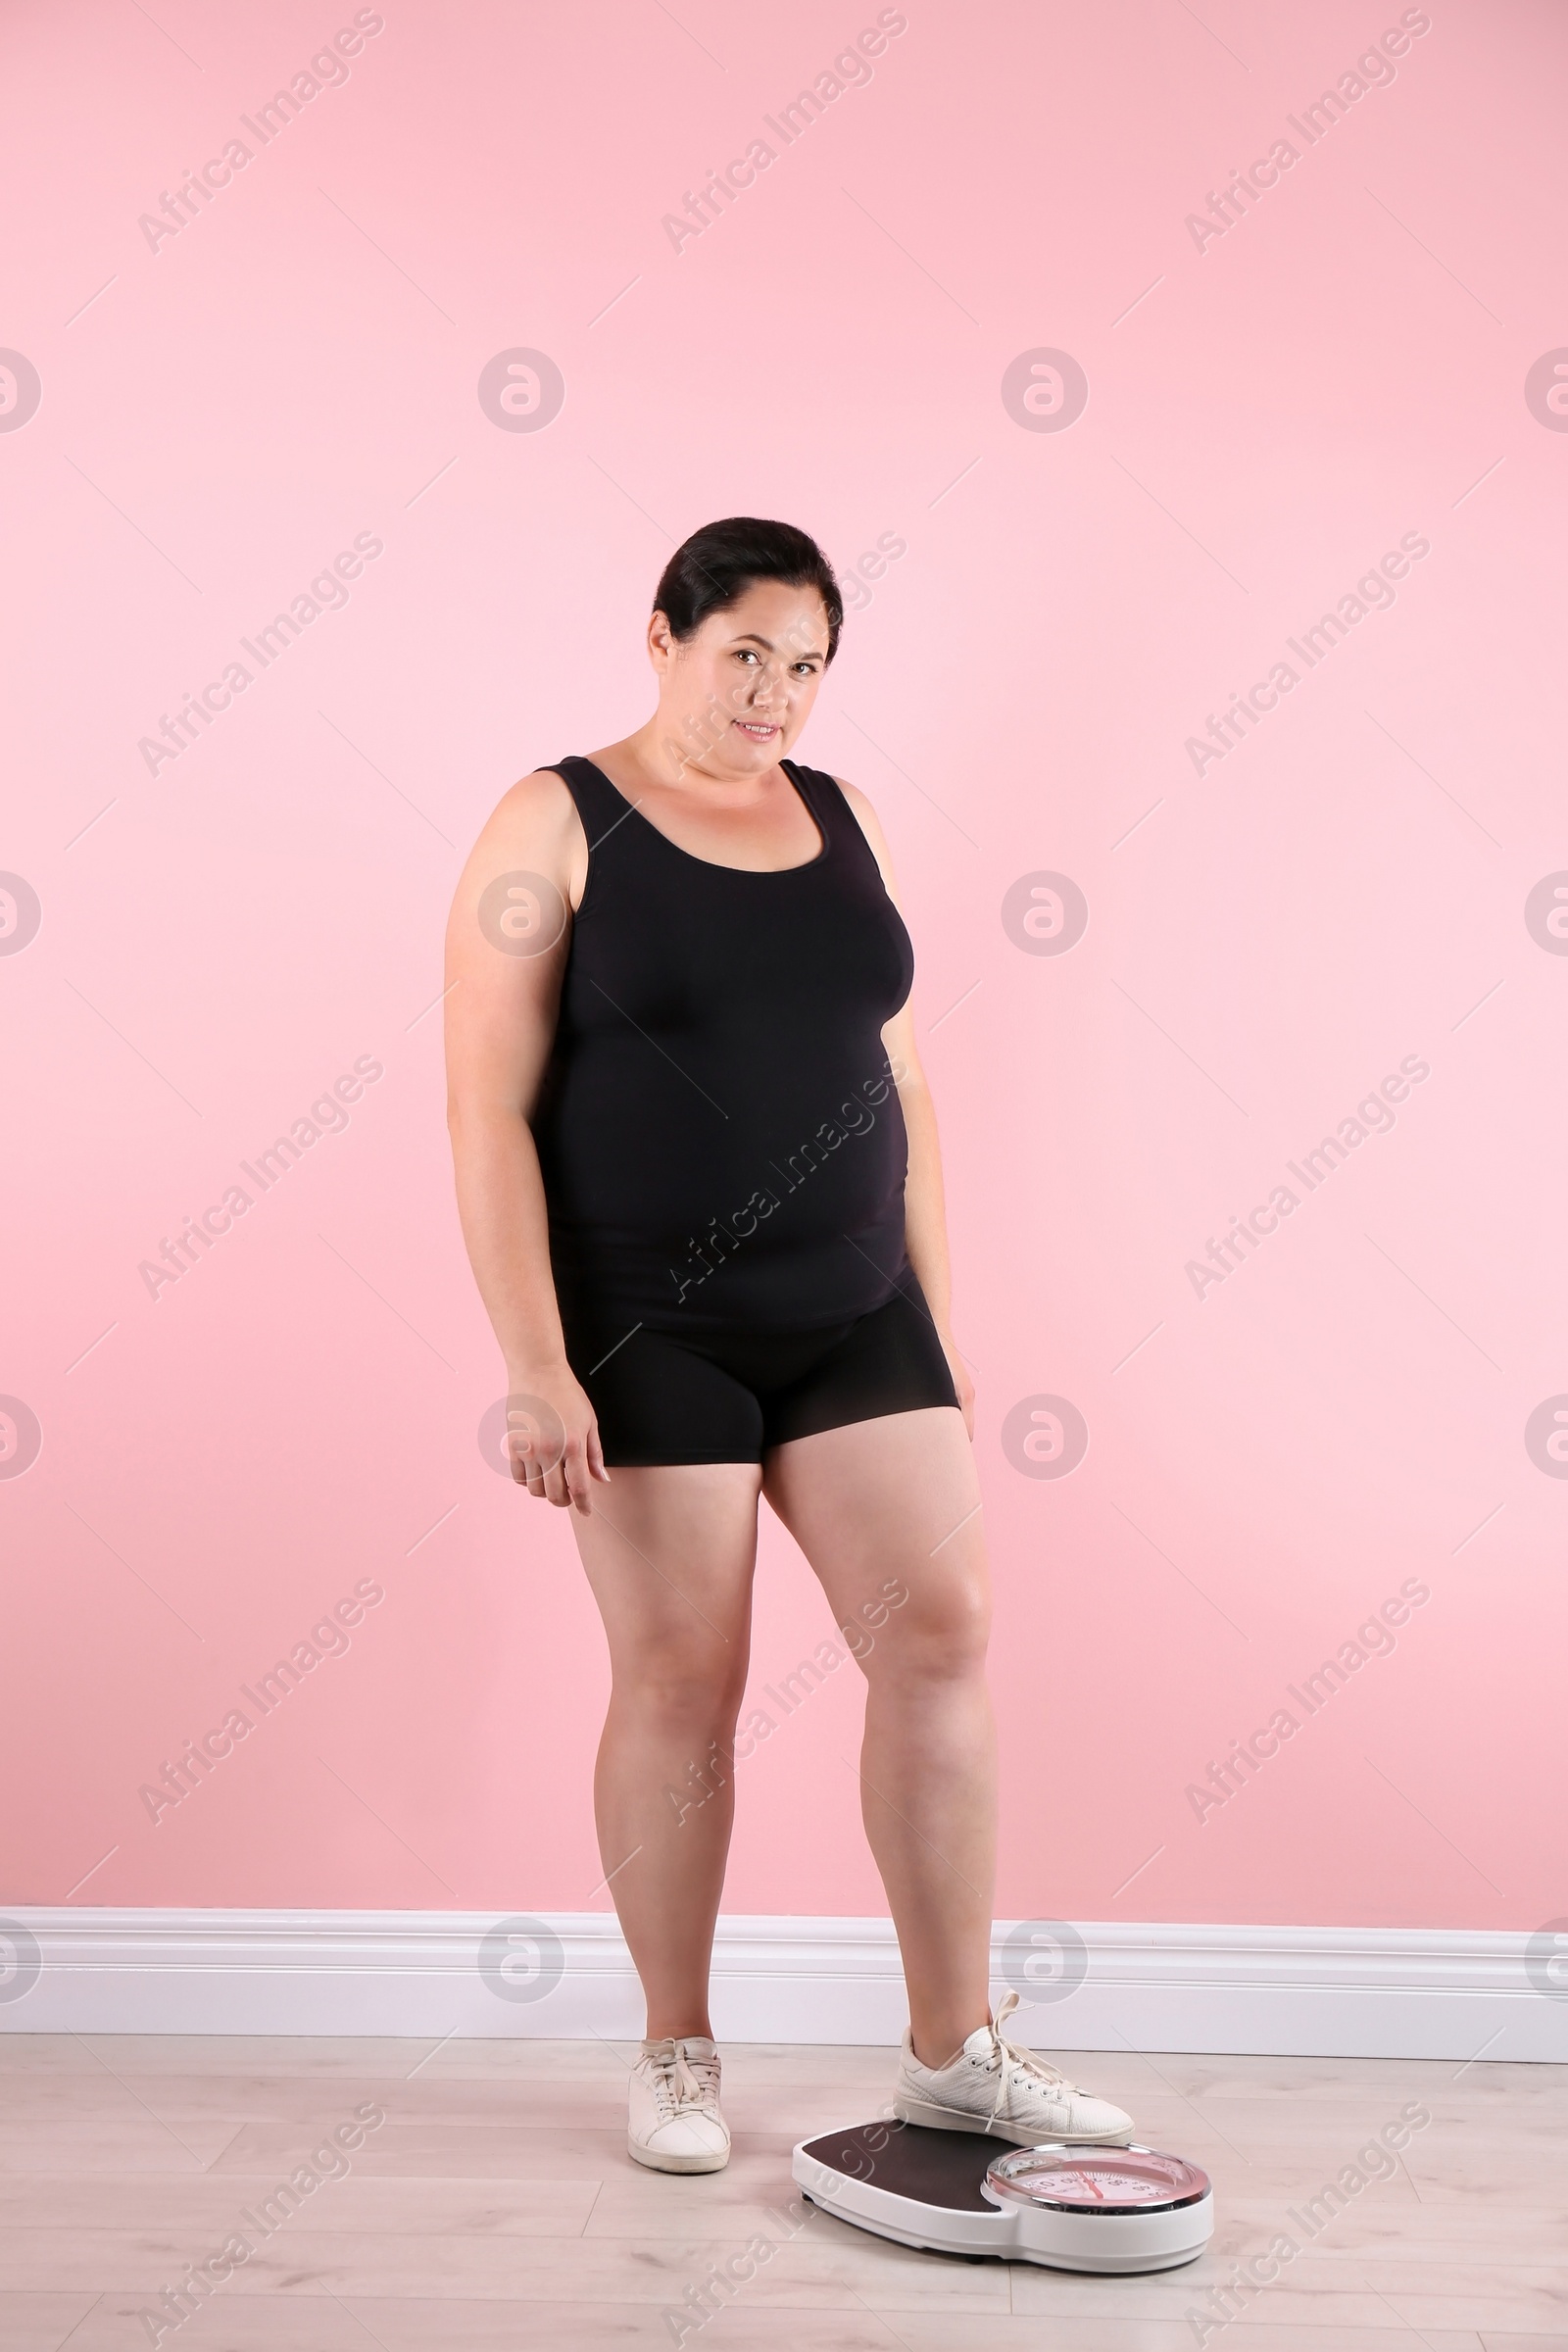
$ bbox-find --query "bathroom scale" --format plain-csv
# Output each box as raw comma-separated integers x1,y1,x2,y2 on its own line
793,2119,1213,2273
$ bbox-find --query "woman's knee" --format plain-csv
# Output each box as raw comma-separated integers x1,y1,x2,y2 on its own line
612,1636,746,1727
858,1574,991,1687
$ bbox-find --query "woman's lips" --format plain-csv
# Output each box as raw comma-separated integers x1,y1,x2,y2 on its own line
733,719,780,739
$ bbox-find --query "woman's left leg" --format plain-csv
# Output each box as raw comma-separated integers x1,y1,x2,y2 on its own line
761,1404,996,2070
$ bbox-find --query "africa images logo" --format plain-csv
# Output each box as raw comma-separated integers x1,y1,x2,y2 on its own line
476,350,565,433
1002,872,1089,955
0,1398,43,1482
0,350,42,432
1002,1396,1089,1480
1524,351,1568,430
1000,350,1089,434
1525,872,1568,952
1524,1397,1568,1479
0,873,42,954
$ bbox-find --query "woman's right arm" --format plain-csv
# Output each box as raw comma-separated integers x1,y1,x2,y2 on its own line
443,769,607,1513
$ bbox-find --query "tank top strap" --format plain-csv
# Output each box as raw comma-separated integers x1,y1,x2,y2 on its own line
540,755,632,850
783,760,871,863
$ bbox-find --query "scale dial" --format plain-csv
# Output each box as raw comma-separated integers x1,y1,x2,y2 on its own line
985,2143,1210,2216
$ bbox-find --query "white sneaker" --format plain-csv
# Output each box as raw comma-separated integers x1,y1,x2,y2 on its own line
628,2034,731,2173
893,1989,1134,2145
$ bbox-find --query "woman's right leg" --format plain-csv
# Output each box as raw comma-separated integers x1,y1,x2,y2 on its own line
570,1462,762,2039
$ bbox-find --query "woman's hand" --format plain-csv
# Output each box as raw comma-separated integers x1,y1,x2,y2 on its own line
940,1331,975,1441
503,1362,610,1513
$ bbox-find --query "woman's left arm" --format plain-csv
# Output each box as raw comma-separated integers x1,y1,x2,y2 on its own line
837,779,975,1438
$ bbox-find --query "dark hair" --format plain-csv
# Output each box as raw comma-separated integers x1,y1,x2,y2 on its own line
653,516,844,664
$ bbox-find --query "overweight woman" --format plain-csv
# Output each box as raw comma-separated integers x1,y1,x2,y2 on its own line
444,517,1133,2171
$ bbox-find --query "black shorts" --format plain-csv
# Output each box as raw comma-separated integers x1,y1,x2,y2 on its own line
563,1280,959,1467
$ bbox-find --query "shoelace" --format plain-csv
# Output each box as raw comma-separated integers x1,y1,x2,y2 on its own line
980,1988,1084,2126
641,2039,720,2121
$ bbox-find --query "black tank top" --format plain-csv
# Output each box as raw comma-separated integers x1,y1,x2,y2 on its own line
532,755,915,1334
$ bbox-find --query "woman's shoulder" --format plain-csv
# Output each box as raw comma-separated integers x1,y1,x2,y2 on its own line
485,763,585,839
461,766,589,902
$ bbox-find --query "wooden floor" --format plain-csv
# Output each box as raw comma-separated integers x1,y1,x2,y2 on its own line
0,2030,1562,2349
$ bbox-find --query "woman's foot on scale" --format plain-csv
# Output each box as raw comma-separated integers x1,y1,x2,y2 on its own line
628,2032,731,2172
894,1989,1135,2145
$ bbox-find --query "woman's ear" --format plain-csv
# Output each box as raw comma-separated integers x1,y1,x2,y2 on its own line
647,608,677,672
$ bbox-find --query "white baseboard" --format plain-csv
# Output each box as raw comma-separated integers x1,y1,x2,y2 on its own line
2,1911,1562,2061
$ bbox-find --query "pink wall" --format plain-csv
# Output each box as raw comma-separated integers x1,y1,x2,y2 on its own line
2,0,1563,1936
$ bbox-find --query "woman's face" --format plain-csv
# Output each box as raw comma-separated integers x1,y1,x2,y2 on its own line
650,578,832,779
